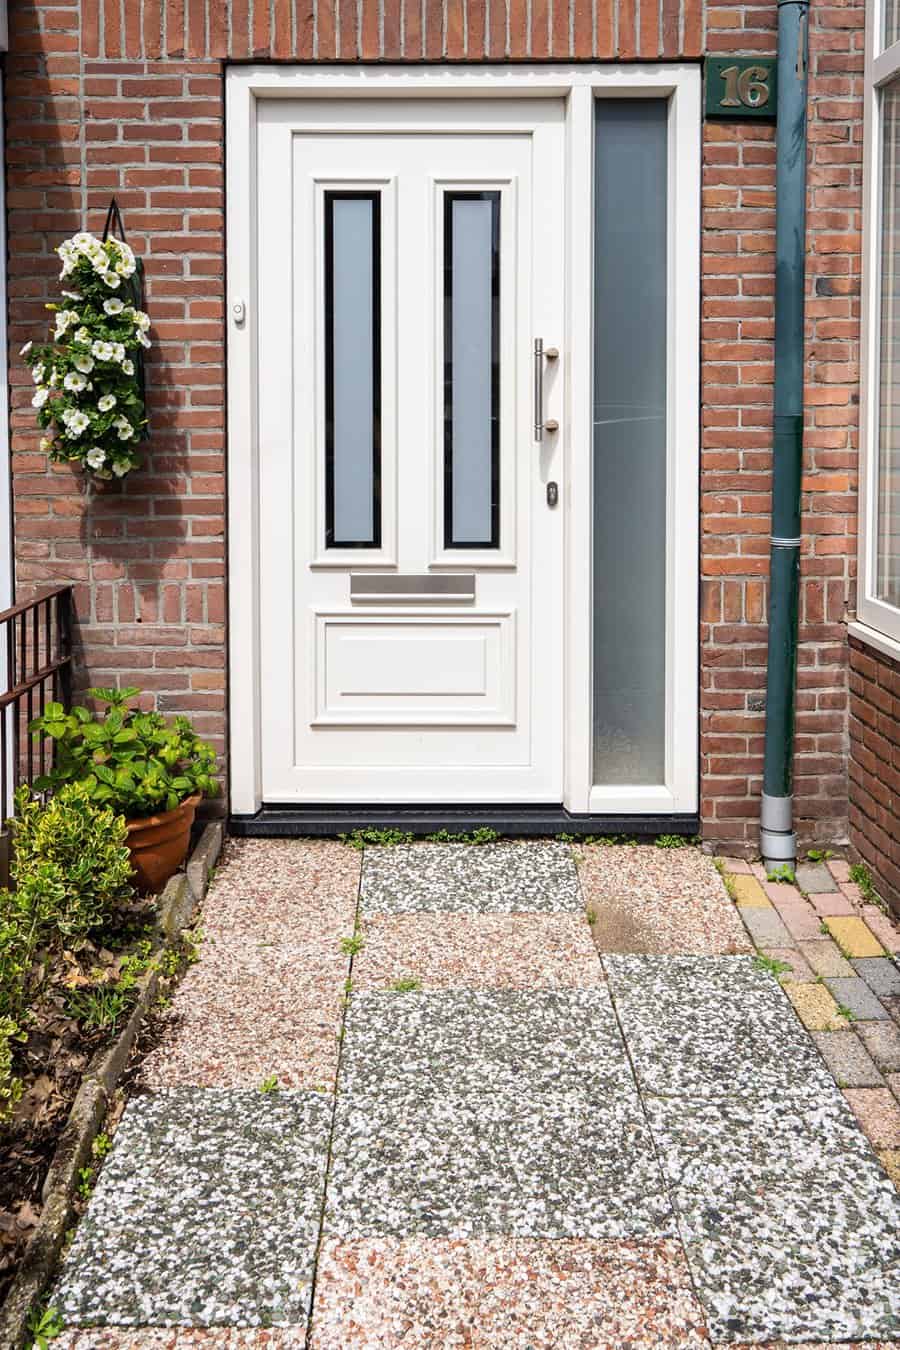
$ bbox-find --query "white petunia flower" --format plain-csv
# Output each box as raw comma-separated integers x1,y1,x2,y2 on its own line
98,393,116,412
86,447,106,469
72,353,94,374
74,327,91,346
113,416,133,440
103,298,125,316
19,341,32,357
32,387,49,408
61,290,82,301
104,273,121,289
91,340,115,361
54,309,80,339
112,343,126,363
63,371,87,393
64,410,89,437
137,331,151,349
122,358,135,376
111,458,130,477
133,311,151,332
32,364,45,384
49,369,59,388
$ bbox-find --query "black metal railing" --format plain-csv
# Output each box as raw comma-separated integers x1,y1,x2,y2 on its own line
0,586,74,881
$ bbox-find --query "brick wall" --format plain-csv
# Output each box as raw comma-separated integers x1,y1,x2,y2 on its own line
849,638,900,915
5,0,865,848
700,0,863,852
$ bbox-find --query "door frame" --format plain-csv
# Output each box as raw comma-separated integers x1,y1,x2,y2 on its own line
226,63,701,818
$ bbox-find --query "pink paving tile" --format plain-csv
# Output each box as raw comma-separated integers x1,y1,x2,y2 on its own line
827,858,853,884
840,882,866,905
861,906,900,955
354,913,603,990
751,862,769,881
139,936,349,1089
778,901,827,942
764,882,803,908
55,1335,306,1348
311,1237,710,1349
717,855,753,874
758,946,815,983
842,1088,900,1148
807,892,855,917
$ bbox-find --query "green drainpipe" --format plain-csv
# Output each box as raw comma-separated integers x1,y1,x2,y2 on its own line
760,0,810,866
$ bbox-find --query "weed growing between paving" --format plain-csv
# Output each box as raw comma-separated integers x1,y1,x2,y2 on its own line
26,1301,63,1347
753,955,793,978
849,863,882,907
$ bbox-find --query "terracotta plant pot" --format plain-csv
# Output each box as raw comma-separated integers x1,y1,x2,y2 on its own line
125,793,201,895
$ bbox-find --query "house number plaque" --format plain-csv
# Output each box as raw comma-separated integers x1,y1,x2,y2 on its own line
705,57,777,120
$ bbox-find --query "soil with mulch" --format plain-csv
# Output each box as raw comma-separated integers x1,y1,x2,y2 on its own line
0,899,171,1308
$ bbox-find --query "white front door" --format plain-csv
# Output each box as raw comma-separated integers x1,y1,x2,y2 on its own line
256,98,565,803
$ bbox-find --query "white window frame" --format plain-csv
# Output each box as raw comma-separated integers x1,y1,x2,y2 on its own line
226,64,700,817
856,4,900,653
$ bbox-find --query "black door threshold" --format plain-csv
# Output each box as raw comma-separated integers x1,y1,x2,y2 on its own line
229,804,700,838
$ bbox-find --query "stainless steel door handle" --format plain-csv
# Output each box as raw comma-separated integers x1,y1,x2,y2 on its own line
533,339,559,441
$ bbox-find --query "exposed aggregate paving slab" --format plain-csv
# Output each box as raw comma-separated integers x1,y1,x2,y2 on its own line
326,1086,673,1240
643,1092,900,1344
578,842,731,901
311,1237,709,1348
605,955,834,1098
353,912,603,990
139,939,347,1090
578,853,752,957
340,988,631,1097
53,1090,331,1328
199,839,360,943
360,841,581,914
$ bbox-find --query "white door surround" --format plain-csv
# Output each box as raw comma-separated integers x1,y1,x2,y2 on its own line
226,64,701,817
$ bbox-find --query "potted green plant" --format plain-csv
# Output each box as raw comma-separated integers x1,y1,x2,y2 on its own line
30,687,219,894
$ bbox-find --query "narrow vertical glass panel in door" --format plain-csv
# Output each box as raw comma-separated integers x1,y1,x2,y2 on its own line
325,192,381,548
444,192,500,548
593,101,668,785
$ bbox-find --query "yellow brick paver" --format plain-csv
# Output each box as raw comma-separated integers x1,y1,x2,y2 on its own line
878,1148,900,1190
729,874,772,908
822,916,885,959
784,981,845,1032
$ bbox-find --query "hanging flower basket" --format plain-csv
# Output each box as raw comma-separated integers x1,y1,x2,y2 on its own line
21,201,150,482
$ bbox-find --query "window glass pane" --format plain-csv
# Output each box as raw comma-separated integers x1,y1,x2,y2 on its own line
325,192,381,548
884,0,900,50
878,82,900,607
593,100,668,785
444,192,500,548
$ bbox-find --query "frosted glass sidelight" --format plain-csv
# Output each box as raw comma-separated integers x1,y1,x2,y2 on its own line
444,192,500,548
325,192,381,548
593,100,668,786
